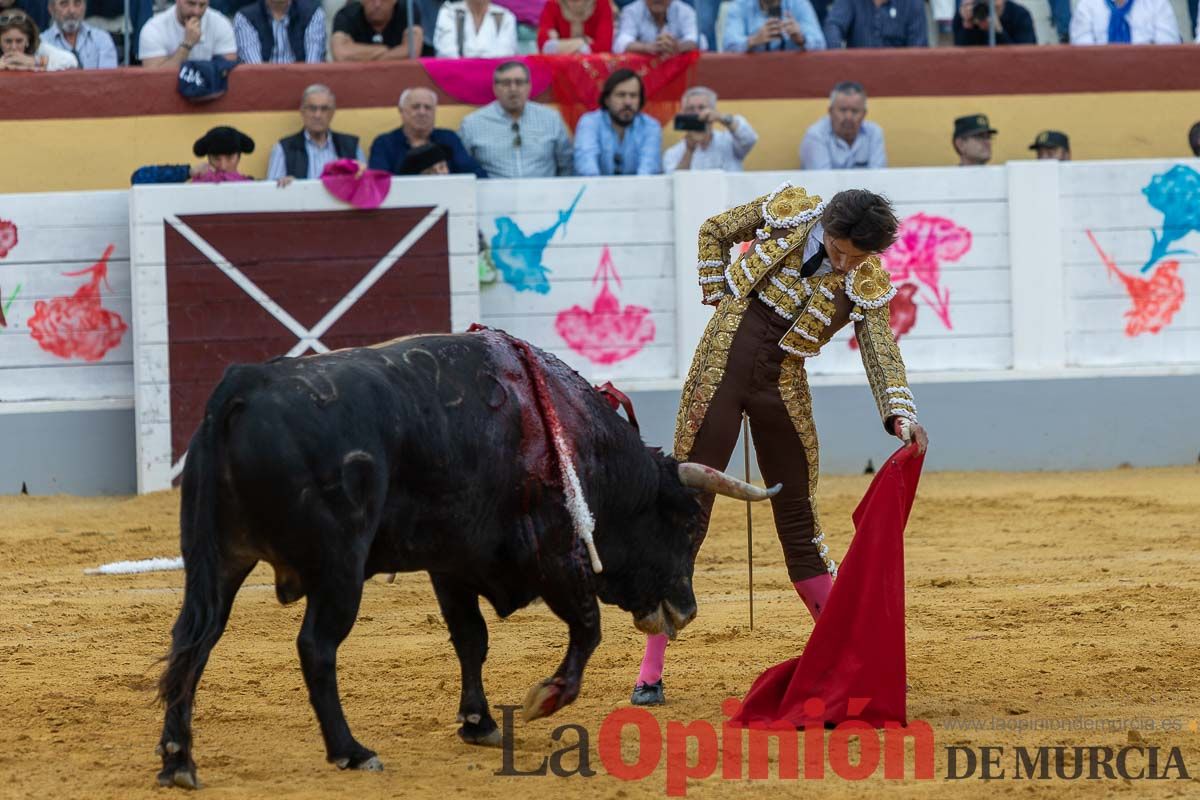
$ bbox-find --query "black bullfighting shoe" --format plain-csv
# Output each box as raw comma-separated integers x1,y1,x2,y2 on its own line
631,680,665,706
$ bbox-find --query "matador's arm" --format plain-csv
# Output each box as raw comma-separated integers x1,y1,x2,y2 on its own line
850,258,918,433
695,194,768,305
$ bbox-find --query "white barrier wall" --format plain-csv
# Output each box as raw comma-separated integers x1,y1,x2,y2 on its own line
2,160,1198,430
0,191,132,404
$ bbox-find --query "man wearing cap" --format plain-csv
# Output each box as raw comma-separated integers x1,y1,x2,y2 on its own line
131,125,256,183
952,114,995,167
1029,130,1070,161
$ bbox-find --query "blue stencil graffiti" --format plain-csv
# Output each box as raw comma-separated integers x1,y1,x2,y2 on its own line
1141,165,1200,272
490,186,585,293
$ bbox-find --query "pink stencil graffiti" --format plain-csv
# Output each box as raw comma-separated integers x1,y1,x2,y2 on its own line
28,244,128,361
0,219,17,258
555,246,655,365
1087,231,1184,337
881,212,971,330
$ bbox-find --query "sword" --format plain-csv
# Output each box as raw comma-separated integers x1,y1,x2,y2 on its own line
743,413,754,631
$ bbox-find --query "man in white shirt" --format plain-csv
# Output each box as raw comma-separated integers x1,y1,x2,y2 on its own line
433,0,517,57
799,81,887,170
139,0,238,68
663,87,758,173
43,0,119,68
1069,0,1180,44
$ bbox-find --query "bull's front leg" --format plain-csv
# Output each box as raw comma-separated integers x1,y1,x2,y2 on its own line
522,564,601,721
430,574,501,746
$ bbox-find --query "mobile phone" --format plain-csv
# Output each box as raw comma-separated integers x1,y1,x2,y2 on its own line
674,113,707,132
766,5,783,18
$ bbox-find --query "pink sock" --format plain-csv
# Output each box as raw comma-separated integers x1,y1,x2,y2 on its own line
793,573,833,622
637,633,669,685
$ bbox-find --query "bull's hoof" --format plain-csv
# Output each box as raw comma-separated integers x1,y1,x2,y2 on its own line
458,721,503,748
333,747,383,771
156,766,200,790
523,677,568,722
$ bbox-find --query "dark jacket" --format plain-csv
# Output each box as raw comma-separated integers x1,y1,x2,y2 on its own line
952,1,1037,45
279,131,360,178
368,127,487,178
239,0,320,62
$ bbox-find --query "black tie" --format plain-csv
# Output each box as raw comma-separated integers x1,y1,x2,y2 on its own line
800,242,827,278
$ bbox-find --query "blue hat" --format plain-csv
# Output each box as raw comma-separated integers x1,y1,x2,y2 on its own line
177,56,238,103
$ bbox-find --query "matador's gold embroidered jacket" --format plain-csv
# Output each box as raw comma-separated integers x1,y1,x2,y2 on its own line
692,182,918,432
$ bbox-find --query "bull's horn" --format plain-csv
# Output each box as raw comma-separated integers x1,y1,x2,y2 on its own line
677,462,781,501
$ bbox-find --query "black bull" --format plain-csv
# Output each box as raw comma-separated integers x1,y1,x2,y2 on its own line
155,330,778,789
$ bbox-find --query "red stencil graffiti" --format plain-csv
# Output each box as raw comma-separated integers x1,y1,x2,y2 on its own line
555,246,655,365
1087,231,1184,336
28,244,128,361
0,219,17,259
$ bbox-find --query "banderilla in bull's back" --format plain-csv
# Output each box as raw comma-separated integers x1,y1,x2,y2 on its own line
154,328,780,789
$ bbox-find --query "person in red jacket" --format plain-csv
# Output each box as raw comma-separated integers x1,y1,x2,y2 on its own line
537,0,613,52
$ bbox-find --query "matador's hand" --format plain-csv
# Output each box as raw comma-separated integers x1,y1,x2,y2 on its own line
894,418,928,454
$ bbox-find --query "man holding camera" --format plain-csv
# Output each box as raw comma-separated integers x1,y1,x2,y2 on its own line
952,0,1035,44
721,0,826,51
663,87,758,173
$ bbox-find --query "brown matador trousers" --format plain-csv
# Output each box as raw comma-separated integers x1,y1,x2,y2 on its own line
686,297,828,582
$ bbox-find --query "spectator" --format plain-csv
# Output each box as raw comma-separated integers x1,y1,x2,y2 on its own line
43,0,118,68
574,68,662,175
0,0,47,33
1047,0,1070,42
331,0,422,61
1190,122,1200,157
139,0,237,68
537,0,614,53
1029,129,1070,161
459,61,573,178
369,87,487,177
953,113,995,167
234,0,326,63
614,0,698,53
663,86,758,173
131,125,255,184
268,85,365,185
1069,0,1180,43
722,0,825,52
952,0,1036,44
0,9,77,69
800,81,886,170
823,0,927,47
400,143,451,175
433,0,517,57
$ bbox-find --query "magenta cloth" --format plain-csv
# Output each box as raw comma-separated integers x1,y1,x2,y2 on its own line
731,444,925,730
191,171,252,183
319,158,391,210
420,56,553,105
494,0,545,25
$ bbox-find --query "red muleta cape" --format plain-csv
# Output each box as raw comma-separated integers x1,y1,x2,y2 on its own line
732,444,925,729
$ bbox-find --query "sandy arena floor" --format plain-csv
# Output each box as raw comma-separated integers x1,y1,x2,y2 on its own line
1,465,1198,799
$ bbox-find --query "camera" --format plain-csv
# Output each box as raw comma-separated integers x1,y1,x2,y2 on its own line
971,1,990,21
674,114,708,132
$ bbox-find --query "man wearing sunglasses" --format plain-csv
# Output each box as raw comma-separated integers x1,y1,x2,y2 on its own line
459,60,573,178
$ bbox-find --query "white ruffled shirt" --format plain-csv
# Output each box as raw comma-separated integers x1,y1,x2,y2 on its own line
433,1,518,57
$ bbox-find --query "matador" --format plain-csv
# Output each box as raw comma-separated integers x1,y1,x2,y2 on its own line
632,183,930,705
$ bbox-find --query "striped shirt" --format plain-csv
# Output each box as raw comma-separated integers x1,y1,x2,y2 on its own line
234,5,327,64
459,101,573,178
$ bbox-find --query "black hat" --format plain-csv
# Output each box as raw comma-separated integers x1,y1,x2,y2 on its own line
953,114,997,139
1029,130,1070,151
193,126,256,157
399,143,450,175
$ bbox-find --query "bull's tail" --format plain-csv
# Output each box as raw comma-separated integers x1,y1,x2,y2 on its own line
157,370,250,714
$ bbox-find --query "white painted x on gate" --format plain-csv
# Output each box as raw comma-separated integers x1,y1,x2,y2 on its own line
164,205,447,479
